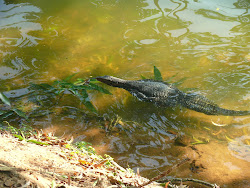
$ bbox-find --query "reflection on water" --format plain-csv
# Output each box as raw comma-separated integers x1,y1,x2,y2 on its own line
228,135,250,162
0,3,42,47
0,0,42,85
0,0,249,187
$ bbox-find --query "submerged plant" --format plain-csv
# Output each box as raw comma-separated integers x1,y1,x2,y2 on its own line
0,92,28,122
29,73,112,113
142,66,197,92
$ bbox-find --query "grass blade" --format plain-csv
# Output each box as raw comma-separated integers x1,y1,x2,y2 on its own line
12,108,28,119
154,66,163,81
79,90,97,112
63,73,78,82
0,92,11,106
182,88,198,93
173,77,187,87
166,73,178,83
0,111,14,120
88,83,112,95
27,139,49,145
82,100,97,113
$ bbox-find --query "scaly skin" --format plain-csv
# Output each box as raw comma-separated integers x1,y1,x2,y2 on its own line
97,76,250,116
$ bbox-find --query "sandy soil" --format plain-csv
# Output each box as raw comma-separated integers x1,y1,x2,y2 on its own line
0,131,162,188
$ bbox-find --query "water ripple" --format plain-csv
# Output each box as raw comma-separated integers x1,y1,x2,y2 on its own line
0,57,30,80
0,2,42,47
0,1,43,81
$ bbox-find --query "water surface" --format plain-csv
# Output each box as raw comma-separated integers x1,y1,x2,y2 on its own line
0,0,249,187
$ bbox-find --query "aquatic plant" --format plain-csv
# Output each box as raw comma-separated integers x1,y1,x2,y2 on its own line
0,92,28,122
153,66,197,91
29,73,111,113
142,66,196,91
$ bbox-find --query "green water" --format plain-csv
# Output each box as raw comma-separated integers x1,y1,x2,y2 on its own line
0,0,249,187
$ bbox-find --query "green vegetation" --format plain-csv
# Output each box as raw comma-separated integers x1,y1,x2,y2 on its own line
74,141,96,155
0,92,28,122
0,74,112,125
143,66,197,92
154,65,163,81
1,121,49,145
30,73,111,113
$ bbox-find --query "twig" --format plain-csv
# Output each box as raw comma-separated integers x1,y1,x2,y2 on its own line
159,178,220,188
110,160,127,172
140,158,190,187
0,164,18,171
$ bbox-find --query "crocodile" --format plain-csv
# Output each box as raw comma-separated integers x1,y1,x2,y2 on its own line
96,76,250,116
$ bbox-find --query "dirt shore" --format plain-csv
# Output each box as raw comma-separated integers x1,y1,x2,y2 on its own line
0,131,163,188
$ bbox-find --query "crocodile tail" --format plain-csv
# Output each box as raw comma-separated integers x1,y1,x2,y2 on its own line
181,93,250,116
213,107,250,116
96,76,128,88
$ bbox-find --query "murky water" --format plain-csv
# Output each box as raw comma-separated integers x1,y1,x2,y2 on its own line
0,0,249,187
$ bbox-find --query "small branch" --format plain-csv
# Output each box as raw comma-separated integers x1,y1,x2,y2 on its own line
159,178,220,188
0,164,18,171
140,158,190,187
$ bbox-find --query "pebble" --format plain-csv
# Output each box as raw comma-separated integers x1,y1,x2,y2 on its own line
4,178,15,187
